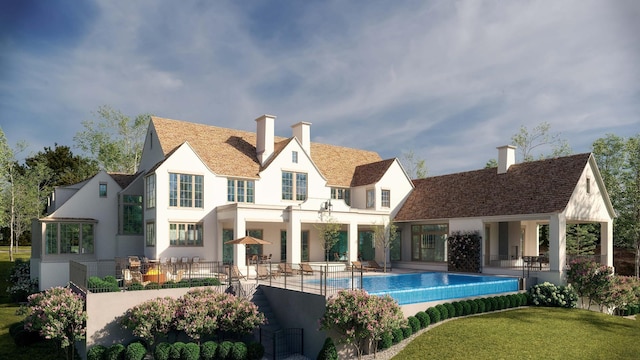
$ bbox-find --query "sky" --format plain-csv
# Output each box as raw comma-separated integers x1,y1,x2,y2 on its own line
1,1,639,176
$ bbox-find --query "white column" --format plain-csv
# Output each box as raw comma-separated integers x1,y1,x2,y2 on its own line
287,210,301,264
348,222,358,262
601,221,614,269
234,216,246,268
549,213,566,272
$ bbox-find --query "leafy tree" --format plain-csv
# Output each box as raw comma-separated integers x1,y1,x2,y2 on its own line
401,150,427,179
74,105,151,173
486,121,572,165
314,216,342,263
372,219,399,272
592,133,640,277
21,144,98,187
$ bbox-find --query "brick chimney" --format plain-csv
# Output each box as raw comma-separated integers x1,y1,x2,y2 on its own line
497,145,516,174
255,114,276,165
291,121,311,155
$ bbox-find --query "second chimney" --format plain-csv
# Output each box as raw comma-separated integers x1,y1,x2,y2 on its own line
292,121,311,155
497,145,516,174
256,114,276,165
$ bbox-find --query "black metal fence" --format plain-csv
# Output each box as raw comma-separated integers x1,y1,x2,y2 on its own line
259,327,303,360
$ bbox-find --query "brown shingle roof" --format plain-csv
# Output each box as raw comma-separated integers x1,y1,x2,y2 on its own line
151,117,382,186
351,159,396,187
394,153,592,221
108,172,141,189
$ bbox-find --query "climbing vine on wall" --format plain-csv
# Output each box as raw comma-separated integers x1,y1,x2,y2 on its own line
447,231,482,273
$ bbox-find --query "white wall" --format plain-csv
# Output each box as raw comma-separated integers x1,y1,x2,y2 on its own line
565,161,614,222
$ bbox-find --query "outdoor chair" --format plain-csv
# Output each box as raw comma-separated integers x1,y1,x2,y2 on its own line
231,265,247,281
299,263,315,275
278,263,295,276
368,260,388,272
256,264,274,280
351,261,366,271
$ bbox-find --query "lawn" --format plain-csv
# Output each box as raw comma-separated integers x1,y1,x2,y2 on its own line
393,307,640,360
0,247,69,360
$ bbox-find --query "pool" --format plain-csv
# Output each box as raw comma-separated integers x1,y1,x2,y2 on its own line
323,272,519,305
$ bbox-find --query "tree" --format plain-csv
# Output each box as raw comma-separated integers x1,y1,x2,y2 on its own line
486,122,572,165
592,133,640,277
74,105,151,173
400,150,427,179
22,144,98,187
372,219,398,272
314,216,342,263
566,224,597,255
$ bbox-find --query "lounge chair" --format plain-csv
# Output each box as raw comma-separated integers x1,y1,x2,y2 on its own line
351,261,366,271
256,264,274,279
367,260,388,272
278,263,295,276
231,265,247,280
299,263,315,275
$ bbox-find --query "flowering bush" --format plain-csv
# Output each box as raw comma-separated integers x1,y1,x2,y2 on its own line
528,282,577,308
120,296,178,345
6,259,39,302
319,289,406,359
19,287,87,353
566,258,614,309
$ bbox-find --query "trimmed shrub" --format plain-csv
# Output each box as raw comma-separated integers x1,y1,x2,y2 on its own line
415,311,430,328
467,300,480,315
181,342,200,360
6,259,39,302
496,296,506,310
218,341,234,360
125,342,147,360
88,276,120,293
444,303,456,318
489,297,499,311
127,283,144,291
201,341,218,360
145,282,161,290
475,299,486,313
407,316,421,333
155,342,172,360
452,302,463,317
402,325,412,339
247,341,265,360
426,307,441,324
520,293,530,306
461,300,472,315
169,342,185,360
377,332,393,350
392,328,404,344
87,345,108,360
316,337,338,360
435,304,449,320
231,342,247,360
105,344,126,360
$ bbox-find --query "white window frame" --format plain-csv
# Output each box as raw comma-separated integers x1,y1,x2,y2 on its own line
282,171,307,201
366,189,375,208
381,189,391,208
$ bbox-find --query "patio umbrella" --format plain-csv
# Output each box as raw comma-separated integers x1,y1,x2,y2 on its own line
224,235,271,245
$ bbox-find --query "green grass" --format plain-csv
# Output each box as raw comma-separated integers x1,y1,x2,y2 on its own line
393,307,640,359
0,247,68,359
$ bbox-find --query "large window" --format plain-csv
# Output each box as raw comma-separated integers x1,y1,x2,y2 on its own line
246,229,263,259
169,223,203,246
381,189,390,208
358,231,375,261
282,171,307,201
411,224,448,262
44,222,94,255
366,189,375,208
301,230,309,262
122,195,143,234
146,174,156,208
223,229,234,264
146,222,155,246
227,179,255,203
169,173,203,208
280,230,287,262
331,188,351,206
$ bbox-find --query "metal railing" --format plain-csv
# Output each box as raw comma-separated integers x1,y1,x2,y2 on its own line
259,327,303,360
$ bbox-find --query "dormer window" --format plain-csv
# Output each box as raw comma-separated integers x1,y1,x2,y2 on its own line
366,189,375,208
381,189,391,208
292,151,298,164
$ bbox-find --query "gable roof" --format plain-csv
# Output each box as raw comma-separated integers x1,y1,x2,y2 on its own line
351,159,396,187
151,116,382,187
394,153,592,221
108,172,141,189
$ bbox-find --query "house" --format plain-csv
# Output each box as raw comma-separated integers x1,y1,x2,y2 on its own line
31,115,414,290
31,117,615,290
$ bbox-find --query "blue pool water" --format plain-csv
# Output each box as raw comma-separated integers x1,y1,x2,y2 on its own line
323,272,519,305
